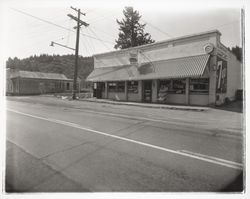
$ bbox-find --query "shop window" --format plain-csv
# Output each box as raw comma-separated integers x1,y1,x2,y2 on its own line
108,82,125,92
171,79,186,94
190,78,209,94
108,82,117,92
117,82,125,92
128,81,138,93
159,80,171,92
158,80,171,102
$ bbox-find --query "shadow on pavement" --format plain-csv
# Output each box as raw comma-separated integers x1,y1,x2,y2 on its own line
220,171,244,192
215,100,243,113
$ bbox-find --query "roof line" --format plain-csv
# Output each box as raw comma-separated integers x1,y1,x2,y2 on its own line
94,53,209,70
94,29,221,57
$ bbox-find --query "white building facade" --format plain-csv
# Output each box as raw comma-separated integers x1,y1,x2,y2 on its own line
87,30,242,106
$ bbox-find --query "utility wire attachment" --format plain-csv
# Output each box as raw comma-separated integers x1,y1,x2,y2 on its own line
50,41,75,51
70,6,86,16
67,14,89,27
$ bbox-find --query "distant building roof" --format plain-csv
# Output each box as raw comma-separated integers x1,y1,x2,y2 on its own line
7,69,71,81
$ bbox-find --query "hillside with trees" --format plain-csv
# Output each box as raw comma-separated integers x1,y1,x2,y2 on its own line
6,54,94,80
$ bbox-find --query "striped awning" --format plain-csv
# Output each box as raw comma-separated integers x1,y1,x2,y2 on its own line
87,54,210,82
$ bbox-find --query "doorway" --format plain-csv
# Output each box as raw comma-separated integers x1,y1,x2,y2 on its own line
142,80,152,103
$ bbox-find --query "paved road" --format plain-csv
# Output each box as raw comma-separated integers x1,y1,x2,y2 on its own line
5,97,244,192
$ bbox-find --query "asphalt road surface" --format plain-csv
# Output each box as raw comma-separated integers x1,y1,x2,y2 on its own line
5,96,244,192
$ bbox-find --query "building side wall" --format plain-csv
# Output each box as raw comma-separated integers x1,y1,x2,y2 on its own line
6,79,14,94
19,79,40,94
226,54,242,101
18,78,73,95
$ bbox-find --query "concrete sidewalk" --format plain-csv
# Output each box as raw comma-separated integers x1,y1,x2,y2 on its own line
80,98,209,112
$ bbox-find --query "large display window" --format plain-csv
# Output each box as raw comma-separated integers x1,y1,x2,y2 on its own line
190,78,209,94
128,81,138,93
108,81,125,92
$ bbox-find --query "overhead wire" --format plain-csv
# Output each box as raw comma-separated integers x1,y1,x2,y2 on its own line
80,35,92,56
80,28,95,55
87,27,113,51
141,19,173,38
11,7,116,45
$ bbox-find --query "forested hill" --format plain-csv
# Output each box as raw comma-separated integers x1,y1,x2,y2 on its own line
6,54,94,79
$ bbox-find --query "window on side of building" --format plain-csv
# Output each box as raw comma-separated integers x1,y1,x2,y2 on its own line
171,79,186,94
189,78,209,94
128,81,138,93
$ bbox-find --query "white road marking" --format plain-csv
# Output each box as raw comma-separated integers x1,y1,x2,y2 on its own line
7,109,243,170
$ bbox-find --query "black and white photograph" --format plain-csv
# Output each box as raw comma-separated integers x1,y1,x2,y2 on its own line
0,0,247,198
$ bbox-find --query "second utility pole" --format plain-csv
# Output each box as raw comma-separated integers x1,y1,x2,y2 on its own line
68,7,89,100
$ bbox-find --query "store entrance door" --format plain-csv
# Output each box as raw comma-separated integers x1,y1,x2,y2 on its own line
95,82,104,99
143,80,152,103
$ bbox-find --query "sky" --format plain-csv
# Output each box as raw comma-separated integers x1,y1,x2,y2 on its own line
0,0,243,63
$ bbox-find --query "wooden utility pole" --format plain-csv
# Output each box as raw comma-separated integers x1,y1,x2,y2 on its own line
67,7,89,100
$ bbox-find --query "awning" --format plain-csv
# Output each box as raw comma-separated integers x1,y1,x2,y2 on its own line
87,54,210,82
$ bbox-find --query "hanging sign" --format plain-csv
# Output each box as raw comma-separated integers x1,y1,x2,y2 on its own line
129,50,138,65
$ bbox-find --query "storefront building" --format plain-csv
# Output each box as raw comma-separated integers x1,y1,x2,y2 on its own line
87,30,242,106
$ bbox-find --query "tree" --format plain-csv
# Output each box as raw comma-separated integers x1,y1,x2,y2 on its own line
114,7,155,49
230,46,242,62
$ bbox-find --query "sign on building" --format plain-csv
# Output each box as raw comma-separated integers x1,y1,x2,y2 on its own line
216,59,227,93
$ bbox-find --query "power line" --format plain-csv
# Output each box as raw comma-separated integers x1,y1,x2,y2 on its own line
88,27,113,51
11,7,115,45
141,19,173,38
205,20,240,30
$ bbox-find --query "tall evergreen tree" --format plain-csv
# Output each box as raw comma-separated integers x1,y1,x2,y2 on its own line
114,7,155,49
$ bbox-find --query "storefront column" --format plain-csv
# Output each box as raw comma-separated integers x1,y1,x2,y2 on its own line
208,55,217,106
138,80,142,102
152,79,158,103
185,78,190,105
105,82,108,99
125,81,128,101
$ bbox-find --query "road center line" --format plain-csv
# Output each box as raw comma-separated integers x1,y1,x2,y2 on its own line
7,109,243,170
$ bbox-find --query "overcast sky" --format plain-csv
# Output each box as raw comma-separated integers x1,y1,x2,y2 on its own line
0,0,243,62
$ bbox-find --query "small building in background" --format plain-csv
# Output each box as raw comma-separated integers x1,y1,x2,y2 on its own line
87,30,242,106
6,69,75,95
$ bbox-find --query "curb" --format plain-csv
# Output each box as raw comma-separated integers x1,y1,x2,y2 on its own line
80,98,209,112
